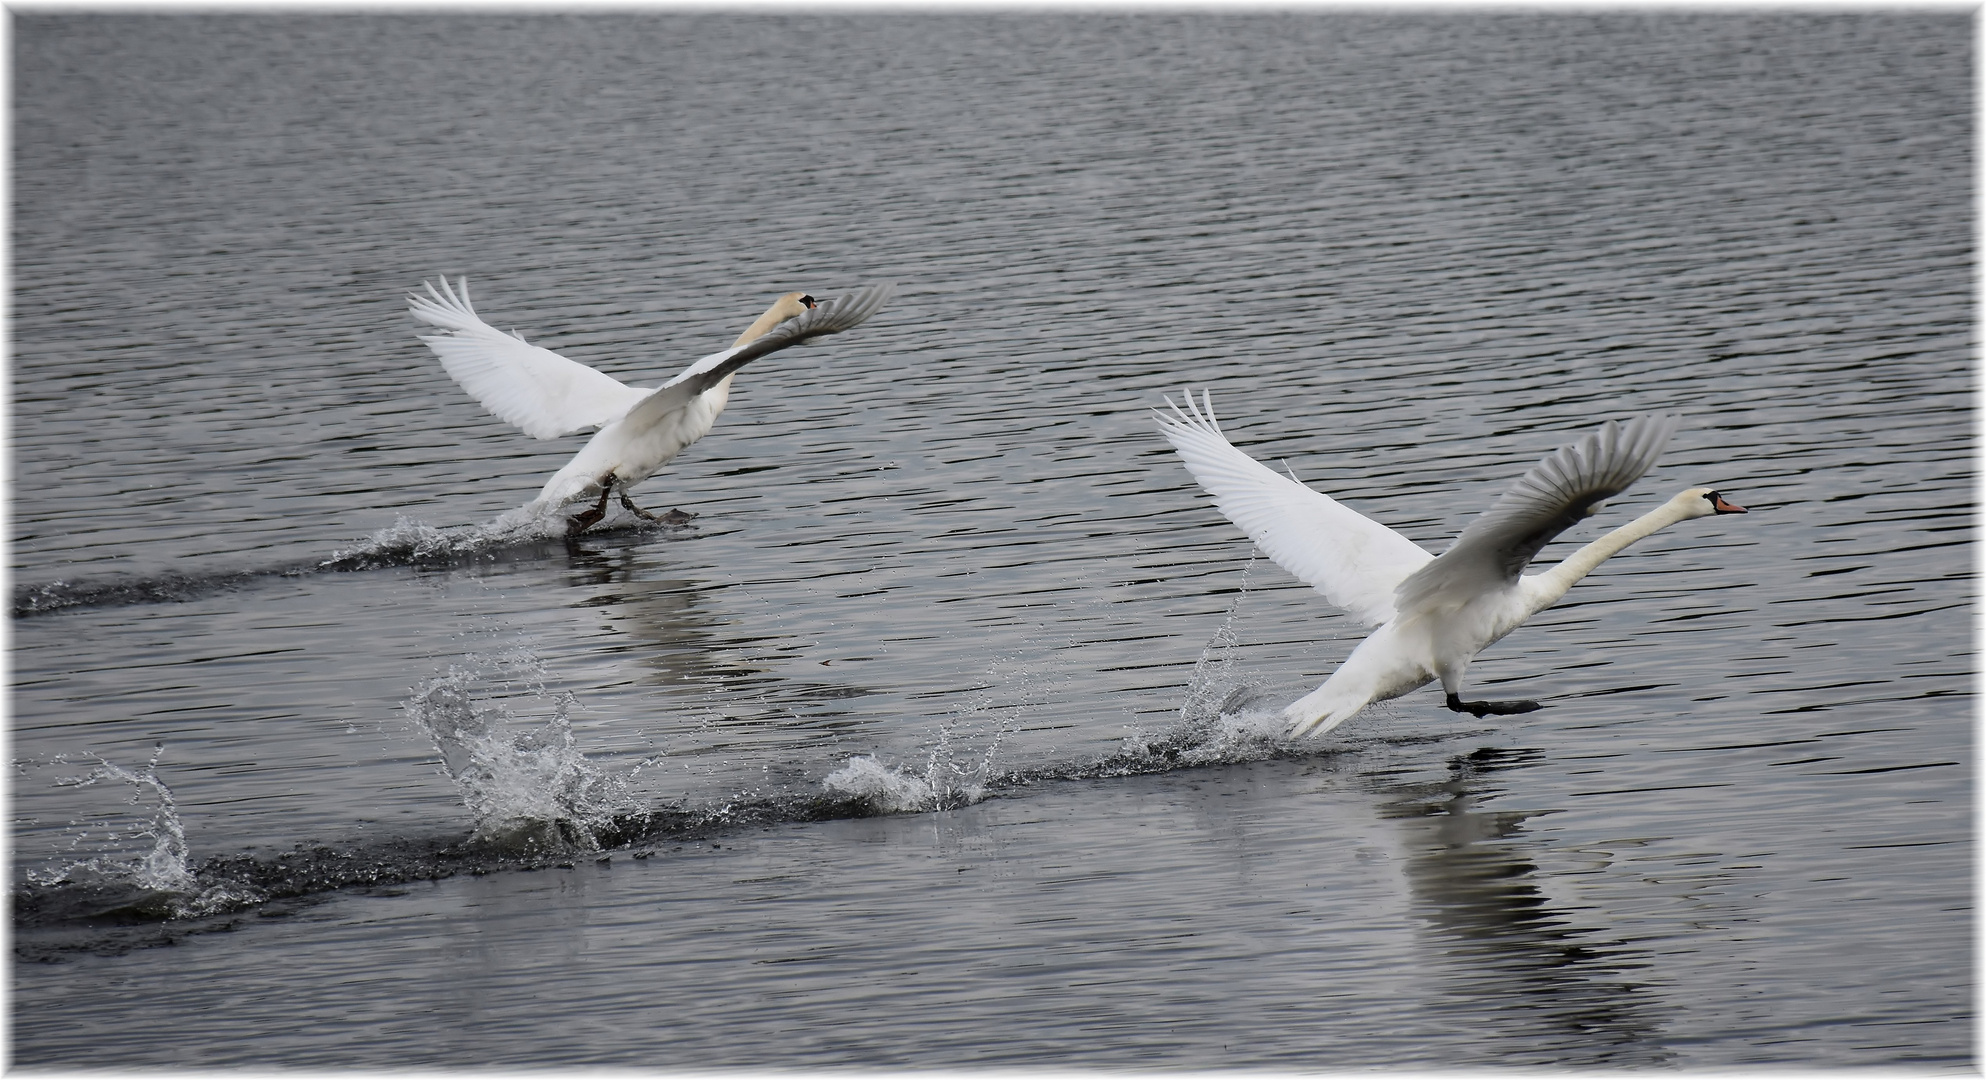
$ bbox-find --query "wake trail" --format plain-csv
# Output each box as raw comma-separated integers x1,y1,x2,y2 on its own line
13,506,690,617
16,624,1318,954
14,530,1329,954
14,699,1322,960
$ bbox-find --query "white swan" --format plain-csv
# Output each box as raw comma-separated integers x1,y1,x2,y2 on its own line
410,279,894,533
1156,391,1746,737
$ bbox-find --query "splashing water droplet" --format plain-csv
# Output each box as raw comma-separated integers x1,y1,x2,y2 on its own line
322,507,571,570
46,745,194,893
1115,554,1300,767
404,648,637,853
822,647,1054,813
822,755,941,813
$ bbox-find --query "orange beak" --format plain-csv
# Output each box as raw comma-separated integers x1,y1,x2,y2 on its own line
1712,494,1746,514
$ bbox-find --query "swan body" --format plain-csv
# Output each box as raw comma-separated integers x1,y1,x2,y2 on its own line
410,278,894,532
1156,391,1746,737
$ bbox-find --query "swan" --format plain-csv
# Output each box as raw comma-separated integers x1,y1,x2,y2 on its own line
1156,391,1746,737
410,278,895,534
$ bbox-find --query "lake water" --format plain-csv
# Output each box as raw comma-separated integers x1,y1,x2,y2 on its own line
9,11,1972,1070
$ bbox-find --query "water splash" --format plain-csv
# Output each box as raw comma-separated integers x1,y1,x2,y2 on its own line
324,501,699,572
20,746,266,922
321,507,563,570
823,717,1004,814
404,648,638,853
822,648,1052,813
823,755,946,813
1116,555,1304,768
40,745,192,892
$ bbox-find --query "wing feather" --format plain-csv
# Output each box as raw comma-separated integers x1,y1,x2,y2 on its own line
1156,390,1433,628
409,277,652,440
1394,413,1680,612
618,283,896,433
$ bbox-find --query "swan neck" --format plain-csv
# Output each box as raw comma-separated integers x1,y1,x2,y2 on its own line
1527,502,1690,612
732,302,798,348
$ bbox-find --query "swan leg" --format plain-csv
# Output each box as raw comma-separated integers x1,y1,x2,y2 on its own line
1444,691,1544,717
616,488,697,527
615,488,661,521
567,475,616,536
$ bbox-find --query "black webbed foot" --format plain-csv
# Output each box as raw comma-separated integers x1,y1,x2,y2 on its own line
615,490,698,527
1445,692,1545,717
616,488,662,521
567,474,618,536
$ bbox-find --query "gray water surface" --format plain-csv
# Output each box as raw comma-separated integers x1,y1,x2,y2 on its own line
10,12,1972,1070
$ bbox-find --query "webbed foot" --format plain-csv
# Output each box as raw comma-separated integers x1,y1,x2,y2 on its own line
615,488,661,521
615,490,697,527
1445,692,1544,717
567,474,618,536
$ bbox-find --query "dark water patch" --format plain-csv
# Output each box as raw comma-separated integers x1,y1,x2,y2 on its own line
12,792,874,960
13,566,307,618
12,703,1371,958
12,513,698,617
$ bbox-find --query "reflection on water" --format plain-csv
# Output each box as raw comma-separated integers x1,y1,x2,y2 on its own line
1378,747,1670,1068
558,532,884,743
561,533,759,690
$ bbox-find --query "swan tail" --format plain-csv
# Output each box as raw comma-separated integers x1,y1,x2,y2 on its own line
1281,634,1428,739
529,472,595,514
1281,683,1370,739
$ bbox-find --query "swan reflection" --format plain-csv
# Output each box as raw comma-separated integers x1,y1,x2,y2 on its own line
560,540,879,730
1376,746,1672,1067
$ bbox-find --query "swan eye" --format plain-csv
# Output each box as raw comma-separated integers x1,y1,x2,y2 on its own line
798,294,817,309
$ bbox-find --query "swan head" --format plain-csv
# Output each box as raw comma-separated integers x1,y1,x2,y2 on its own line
1670,486,1748,519
730,292,819,348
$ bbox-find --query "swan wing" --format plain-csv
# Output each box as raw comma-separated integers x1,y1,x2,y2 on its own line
618,283,896,432
409,277,652,440
1395,414,1680,612
1157,390,1434,628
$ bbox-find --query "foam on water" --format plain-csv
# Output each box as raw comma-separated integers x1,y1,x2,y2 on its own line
822,648,1052,812
320,506,572,569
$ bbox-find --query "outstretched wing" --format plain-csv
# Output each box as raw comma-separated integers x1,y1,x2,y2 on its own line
617,283,896,434
409,277,652,440
1156,390,1434,628
1394,413,1680,613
